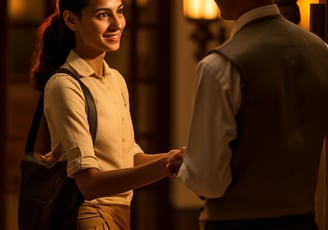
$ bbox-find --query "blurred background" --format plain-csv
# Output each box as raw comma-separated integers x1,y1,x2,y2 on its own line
0,0,327,229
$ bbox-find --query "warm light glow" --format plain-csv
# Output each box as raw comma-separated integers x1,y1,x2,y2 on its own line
183,0,219,20
8,0,45,22
8,0,25,19
298,0,320,30
137,0,148,7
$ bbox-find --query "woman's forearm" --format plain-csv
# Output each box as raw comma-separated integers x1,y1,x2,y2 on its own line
134,152,168,166
74,155,169,200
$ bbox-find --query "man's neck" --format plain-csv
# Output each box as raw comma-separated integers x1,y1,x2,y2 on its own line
234,0,274,20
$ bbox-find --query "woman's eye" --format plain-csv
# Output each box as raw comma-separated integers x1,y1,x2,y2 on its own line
117,7,124,14
97,12,109,19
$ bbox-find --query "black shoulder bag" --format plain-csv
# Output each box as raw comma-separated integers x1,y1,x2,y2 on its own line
18,68,97,230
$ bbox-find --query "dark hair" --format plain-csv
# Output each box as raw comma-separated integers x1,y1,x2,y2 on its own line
275,0,300,25
30,0,89,91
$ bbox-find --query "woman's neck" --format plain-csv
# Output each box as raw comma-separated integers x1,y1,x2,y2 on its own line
74,48,106,76
234,0,274,20
85,57,105,76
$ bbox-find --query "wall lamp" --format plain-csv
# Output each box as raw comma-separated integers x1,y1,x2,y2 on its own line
8,0,45,23
183,0,221,60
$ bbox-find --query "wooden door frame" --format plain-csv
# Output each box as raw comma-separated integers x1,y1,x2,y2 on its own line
320,3,327,230
0,0,7,229
126,1,172,229
315,140,327,230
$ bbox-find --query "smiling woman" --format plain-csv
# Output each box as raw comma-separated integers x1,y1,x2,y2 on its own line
22,0,184,229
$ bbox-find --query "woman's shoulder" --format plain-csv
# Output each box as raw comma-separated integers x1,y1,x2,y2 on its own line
45,71,83,95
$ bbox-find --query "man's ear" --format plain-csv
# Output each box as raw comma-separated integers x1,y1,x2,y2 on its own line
63,10,79,31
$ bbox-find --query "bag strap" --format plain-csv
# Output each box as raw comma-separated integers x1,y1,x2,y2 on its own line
25,68,97,154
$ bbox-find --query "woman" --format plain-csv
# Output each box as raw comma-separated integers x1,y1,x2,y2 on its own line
30,0,183,229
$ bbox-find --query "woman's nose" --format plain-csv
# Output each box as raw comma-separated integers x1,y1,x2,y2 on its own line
110,15,124,30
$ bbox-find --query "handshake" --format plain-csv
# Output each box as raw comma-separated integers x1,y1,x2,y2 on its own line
165,146,186,177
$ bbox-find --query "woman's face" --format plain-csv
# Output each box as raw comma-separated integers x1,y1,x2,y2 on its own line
73,0,126,57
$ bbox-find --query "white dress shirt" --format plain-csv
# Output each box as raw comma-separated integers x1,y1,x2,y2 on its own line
177,4,281,198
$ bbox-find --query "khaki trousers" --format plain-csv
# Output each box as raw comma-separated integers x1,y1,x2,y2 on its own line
77,204,130,230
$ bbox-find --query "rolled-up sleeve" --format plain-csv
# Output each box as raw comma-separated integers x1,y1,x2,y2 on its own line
177,53,241,198
44,74,100,177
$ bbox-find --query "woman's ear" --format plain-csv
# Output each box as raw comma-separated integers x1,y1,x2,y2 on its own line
63,10,79,31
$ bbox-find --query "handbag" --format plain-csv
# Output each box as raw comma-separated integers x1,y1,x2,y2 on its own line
18,68,97,230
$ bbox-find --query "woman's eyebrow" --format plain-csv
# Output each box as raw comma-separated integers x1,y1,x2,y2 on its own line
93,3,124,13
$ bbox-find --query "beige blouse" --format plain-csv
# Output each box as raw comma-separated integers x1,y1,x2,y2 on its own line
44,50,143,206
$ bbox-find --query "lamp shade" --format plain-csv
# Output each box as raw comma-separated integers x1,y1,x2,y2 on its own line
183,0,219,20
298,0,320,30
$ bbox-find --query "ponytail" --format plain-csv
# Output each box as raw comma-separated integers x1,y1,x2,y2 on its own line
30,4,75,91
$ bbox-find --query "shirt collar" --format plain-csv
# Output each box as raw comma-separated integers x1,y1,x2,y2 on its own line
65,50,111,80
232,4,280,36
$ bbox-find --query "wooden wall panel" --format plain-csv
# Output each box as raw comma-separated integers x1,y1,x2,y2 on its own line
315,139,327,230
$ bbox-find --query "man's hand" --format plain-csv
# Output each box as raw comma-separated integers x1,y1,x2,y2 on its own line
166,147,185,176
